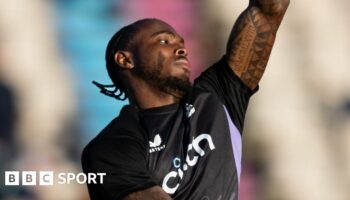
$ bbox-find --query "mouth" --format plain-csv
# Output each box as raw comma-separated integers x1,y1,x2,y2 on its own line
174,58,191,72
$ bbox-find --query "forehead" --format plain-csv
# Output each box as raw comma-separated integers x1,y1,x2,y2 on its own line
136,20,179,38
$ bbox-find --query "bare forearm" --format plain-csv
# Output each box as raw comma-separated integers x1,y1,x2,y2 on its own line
226,0,289,89
123,186,172,200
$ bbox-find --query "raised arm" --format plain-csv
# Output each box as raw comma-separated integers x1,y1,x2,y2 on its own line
226,0,289,89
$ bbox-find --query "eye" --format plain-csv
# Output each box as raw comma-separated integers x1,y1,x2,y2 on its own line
159,39,169,45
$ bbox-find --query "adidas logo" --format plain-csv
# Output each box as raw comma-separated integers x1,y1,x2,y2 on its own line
149,134,166,153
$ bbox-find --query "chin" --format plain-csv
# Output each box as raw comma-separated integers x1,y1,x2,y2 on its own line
172,70,191,82
169,75,192,92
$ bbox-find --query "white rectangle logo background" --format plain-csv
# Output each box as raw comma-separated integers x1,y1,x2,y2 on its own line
39,171,54,185
5,171,19,185
22,171,36,186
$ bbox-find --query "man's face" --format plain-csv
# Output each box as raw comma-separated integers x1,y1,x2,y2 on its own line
131,20,192,96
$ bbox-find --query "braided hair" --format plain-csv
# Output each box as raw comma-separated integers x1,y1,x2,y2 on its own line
93,18,156,101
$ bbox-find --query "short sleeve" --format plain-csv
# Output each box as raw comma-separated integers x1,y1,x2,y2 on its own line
194,56,258,133
82,135,156,200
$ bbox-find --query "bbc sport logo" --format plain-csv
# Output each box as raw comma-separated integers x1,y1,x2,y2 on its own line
5,171,106,186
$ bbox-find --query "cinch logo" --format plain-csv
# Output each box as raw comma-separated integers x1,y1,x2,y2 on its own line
162,133,215,194
4,171,106,185
149,134,166,153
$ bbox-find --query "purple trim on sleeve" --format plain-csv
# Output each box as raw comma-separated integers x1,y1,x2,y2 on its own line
223,106,242,184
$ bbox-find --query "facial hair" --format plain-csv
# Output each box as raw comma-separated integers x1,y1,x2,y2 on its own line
132,61,192,99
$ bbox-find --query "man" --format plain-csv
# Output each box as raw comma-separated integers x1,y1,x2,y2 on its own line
82,0,289,199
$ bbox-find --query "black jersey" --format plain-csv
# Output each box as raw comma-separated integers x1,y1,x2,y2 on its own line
82,56,257,200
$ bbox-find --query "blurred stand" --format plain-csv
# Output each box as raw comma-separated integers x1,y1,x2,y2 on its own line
0,0,85,199
54,0,128,144
0,79,21,199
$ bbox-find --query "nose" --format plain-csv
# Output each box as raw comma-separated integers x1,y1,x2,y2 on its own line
175,47,188,57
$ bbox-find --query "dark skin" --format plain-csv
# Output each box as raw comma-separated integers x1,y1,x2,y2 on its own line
227,0,290,89
115,0,289,199
116,20,191,109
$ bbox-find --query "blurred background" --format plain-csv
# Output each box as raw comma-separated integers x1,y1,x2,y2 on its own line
0,0,349,199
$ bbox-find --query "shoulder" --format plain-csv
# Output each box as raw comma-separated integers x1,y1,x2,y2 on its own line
92,105,146,141
189,86,220,105
195,56,256,93
82,105,147,170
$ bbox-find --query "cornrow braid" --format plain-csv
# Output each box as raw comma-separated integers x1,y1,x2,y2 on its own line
92,81,127,100
93,18,157,101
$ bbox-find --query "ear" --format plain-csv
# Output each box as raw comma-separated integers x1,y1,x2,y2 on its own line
114,51,134,69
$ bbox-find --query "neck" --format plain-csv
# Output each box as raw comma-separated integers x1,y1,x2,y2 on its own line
126,78,182,110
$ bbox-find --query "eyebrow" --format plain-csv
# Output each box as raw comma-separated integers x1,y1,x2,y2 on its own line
151,30,176,38
151,30,184,43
